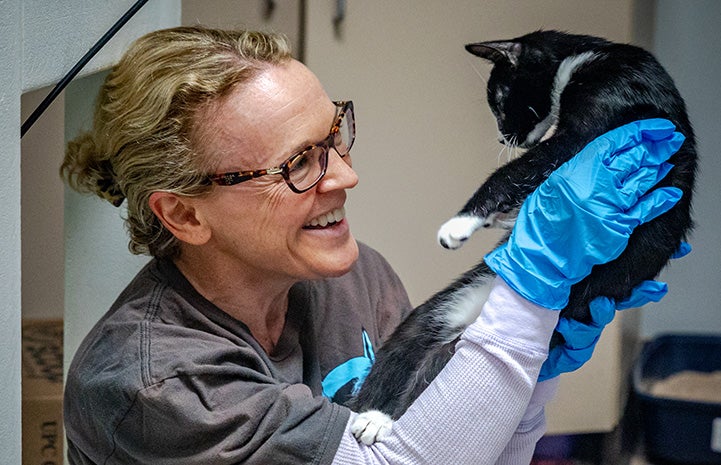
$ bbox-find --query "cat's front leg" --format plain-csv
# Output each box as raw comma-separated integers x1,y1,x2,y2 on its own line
351,410,394,445
438,145,553,249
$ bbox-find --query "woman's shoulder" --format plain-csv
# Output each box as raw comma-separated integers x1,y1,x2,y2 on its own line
67,258,264,391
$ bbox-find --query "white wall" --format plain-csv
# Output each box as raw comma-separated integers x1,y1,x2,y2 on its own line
641,0,721,337
0,2,24,462
22,0,179,92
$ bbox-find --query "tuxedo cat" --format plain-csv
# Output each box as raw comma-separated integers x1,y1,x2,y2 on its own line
348,30,696,441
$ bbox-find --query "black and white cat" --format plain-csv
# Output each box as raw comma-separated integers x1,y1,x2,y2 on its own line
348,30,696,442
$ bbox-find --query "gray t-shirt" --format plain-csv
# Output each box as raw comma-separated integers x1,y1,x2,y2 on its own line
64,242,412,465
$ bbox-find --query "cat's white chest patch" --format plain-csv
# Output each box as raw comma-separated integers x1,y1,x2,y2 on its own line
525,51,596,146
442,280,493,331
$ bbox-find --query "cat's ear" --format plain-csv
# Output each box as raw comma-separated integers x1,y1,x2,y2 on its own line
465,41,521,67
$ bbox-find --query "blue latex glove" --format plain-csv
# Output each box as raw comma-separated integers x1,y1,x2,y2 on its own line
538,242,691,381
485,119,685,310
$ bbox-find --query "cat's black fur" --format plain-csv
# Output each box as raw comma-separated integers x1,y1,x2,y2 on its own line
348,30,696,421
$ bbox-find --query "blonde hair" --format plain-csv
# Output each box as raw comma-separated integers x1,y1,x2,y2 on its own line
61,26,292,258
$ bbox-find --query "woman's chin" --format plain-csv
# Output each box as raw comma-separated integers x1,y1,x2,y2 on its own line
312,235,359,278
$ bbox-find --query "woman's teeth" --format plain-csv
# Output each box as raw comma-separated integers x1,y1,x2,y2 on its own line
306,207,345,228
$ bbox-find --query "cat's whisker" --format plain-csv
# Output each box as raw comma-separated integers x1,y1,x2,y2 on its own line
511,138,520,158
512,137,525,160
496,133,518,163
509,138,517,159
496,143,508,164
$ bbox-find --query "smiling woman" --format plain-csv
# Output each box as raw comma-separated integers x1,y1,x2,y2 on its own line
59,27,391,465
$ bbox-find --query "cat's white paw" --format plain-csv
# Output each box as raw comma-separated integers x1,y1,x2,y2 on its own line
351,410,393,445
437,216,484,249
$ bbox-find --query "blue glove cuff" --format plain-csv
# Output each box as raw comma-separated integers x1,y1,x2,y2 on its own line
484,246,570,310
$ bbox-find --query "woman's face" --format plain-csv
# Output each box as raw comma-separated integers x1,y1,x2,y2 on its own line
192,59,359,282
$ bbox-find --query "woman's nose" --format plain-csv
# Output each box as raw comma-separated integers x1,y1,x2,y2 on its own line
317,151,358,192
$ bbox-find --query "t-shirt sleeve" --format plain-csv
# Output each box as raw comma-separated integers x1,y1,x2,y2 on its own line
110,371,350,465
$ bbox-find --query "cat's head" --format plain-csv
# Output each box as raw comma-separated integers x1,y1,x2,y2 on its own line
466,30,607,148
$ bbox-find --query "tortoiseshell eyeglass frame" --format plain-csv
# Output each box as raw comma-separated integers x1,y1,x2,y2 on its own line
207,100,355,194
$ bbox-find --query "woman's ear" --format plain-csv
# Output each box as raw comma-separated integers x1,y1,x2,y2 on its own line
148,192,211,246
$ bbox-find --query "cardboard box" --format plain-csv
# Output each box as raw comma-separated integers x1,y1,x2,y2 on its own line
22,319,64,465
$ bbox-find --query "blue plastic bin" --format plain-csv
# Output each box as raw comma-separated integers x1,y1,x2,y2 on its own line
633,334,721,464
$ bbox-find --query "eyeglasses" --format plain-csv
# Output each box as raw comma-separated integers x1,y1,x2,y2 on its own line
208,100,355,193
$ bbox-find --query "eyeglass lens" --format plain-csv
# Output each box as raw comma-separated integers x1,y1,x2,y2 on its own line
334,104,354,157
287,148,327,190
287,104,354,192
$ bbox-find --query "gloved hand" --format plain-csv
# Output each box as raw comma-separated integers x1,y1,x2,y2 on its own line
538,242,691,381
485,119,685,310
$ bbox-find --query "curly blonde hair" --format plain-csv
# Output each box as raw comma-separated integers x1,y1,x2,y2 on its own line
61,26,292,258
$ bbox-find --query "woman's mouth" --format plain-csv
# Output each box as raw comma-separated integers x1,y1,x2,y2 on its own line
304,207,346,229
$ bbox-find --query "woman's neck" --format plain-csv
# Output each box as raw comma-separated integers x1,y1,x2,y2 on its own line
173,250,295,354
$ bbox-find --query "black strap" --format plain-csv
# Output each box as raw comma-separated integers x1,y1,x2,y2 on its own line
21,0,149,138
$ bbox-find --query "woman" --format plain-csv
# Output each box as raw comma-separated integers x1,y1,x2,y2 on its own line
61,27,684,464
